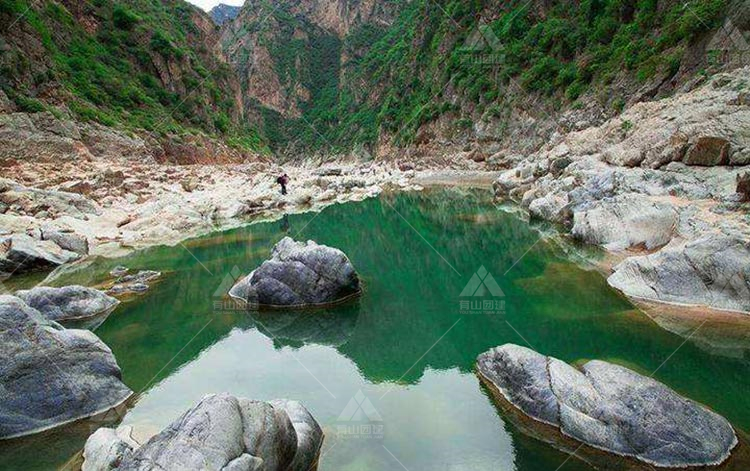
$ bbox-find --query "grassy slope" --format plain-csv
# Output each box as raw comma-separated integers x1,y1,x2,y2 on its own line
0,0,267,152
276,0,728,151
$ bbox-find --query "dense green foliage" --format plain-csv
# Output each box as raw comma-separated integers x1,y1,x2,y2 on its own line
268,0,727,150
0,0,730,155
0,0,266,152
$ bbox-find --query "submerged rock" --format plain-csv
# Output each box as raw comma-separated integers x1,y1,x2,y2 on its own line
229,237,360,307
16,285,119,323
0,295,132,439
107,270,162,296
109,265,129,278
476,344,737,468
81,393,323,471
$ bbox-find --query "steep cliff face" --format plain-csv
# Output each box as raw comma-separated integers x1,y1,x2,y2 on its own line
0,0,262,158
220,0,399,149
221,0,748,156
209,3,242,25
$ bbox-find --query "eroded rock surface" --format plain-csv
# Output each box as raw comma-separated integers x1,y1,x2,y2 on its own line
81,393,323,471
0,295,131,439
477,344,737,468
0,233,80,276
608,235,750,312
15,285,119,323
493,68,750,312
229,237,360,307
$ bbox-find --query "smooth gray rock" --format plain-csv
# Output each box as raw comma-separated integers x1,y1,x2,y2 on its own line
229,237,360,307
0,233,80,276
477,344,737,468
16,285,119,323
82,393,323,471
82,426,138,471
571,193,678,251
608,235,750,312
271,399,324,471
0,295,132,439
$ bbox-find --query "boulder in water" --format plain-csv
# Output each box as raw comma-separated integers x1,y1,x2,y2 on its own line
476,344,737,468
607,235,750,312
16,285,119,323
81,393,323,471
229,237,360,307
0,295,132,439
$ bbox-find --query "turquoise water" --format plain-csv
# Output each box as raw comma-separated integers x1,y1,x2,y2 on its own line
2,188,748,470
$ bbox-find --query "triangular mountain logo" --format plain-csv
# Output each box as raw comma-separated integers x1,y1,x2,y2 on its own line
461,23,503,53
213,265,244,298
460,265,505,297
338,390,382,422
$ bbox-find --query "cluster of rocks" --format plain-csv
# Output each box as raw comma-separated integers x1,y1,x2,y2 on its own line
492,68,750,313
1,157,420,279
0,294,132,439
106,268,162,296
229,237,361,308
477,344,738,468
82,393,323,471
0,179,93,277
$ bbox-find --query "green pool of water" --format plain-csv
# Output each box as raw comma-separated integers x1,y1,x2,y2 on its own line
2,188,749,470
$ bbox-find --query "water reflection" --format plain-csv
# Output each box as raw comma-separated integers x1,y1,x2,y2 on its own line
3,189,749,471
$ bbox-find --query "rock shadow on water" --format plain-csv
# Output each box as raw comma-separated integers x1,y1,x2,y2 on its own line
240,298,362,349
637,300,750,361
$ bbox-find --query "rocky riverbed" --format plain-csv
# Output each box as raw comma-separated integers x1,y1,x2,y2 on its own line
2,69,749,323
0,159,427,278
492,67,750,314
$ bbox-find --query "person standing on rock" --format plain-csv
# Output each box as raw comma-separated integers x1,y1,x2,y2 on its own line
277,173,290,195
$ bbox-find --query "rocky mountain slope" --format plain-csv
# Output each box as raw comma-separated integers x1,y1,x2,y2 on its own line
209,3,242,25
218,0,748,156
219,0,399,152
0,0,266,161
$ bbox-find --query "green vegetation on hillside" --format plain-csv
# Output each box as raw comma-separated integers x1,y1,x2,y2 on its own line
267,0,727,150
0,0,267,152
